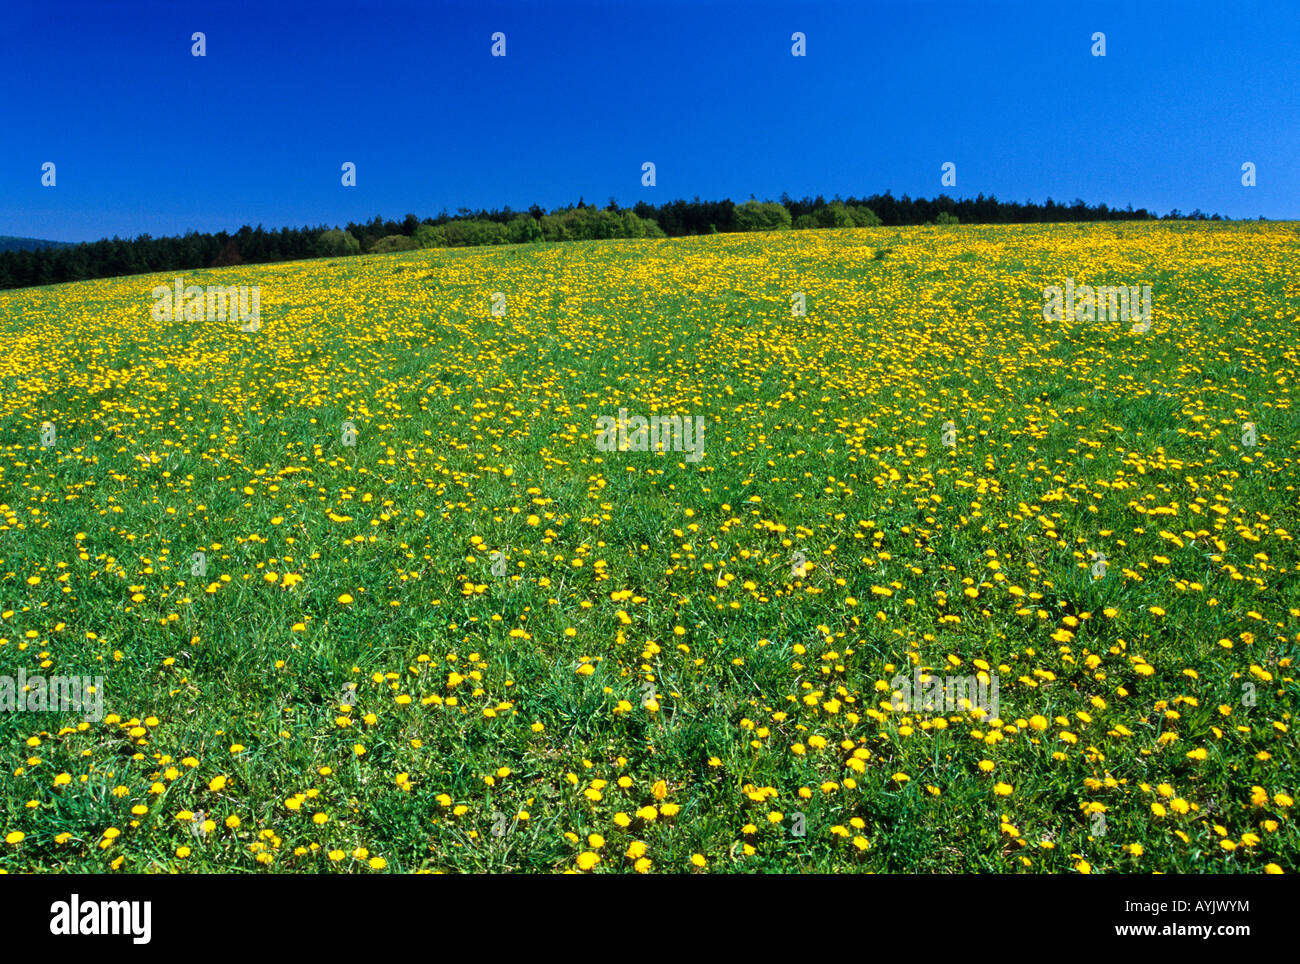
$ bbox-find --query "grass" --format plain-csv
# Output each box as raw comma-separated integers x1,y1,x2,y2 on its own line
0,220,1296,873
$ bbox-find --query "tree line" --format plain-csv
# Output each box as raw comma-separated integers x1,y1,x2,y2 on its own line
0,193,1225,290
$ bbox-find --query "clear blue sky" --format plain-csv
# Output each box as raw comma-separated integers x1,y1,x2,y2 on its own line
2,0,1296,242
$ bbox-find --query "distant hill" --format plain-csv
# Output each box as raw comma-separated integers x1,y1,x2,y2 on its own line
0,192,1226,290
0,236,79,253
